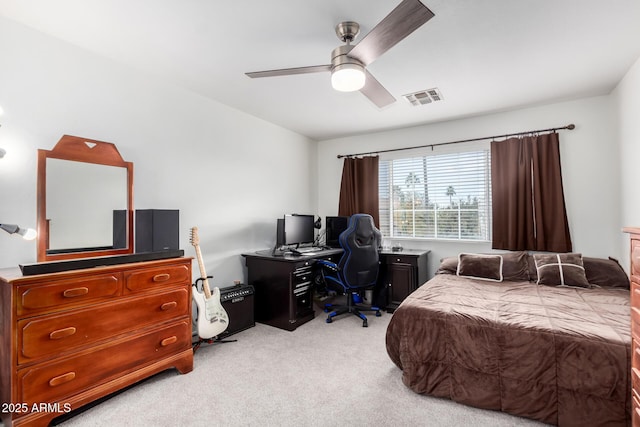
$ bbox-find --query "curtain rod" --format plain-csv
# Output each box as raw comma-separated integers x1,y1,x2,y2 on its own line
336,123,575,159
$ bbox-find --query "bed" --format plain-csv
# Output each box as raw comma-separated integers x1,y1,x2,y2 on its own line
385,251,631,426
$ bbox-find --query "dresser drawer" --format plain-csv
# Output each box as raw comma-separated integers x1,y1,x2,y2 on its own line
632,238,640,278
17,320,191,406
124,263,190,293
18,288,190,364
16,273,120,317
632,308,640,342
634,340,640,371
633,280,640,309
633,388,640,426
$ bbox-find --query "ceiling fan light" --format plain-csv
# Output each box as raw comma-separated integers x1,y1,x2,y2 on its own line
331,64,365,92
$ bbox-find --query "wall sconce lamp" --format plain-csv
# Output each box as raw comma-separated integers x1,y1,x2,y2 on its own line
0,223,37,240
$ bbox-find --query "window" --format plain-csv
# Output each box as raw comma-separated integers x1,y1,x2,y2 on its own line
379,149,492,241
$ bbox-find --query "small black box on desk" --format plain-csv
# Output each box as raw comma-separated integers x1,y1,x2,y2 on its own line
218,284,255,338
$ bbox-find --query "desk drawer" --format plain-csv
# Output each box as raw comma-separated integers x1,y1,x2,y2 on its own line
124,264,190,293
17,273,120,317
292,267,312,284
385,255,418,267
17,320,191,406
18,288,190,363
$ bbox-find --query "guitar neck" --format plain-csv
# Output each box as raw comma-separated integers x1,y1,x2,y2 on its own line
194,244,212,299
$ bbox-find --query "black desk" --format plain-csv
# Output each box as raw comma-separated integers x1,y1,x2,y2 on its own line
242,249,342,331
242,248,429,330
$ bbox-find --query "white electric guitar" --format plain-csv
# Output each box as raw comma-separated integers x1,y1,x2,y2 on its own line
190,227,229,340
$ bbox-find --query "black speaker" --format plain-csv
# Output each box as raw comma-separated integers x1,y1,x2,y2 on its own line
218,284,255,338
112,210,127,249
135,209,179,253
276,218,284,247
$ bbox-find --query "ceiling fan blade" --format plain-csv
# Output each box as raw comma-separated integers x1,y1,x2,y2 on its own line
360,70,396,108
246,65,331,78
349,0,435,66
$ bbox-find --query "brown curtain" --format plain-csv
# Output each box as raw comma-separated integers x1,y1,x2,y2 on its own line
338,156,380,227
491,132,572,252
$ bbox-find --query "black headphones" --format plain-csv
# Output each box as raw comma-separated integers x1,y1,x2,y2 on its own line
314,216,322,229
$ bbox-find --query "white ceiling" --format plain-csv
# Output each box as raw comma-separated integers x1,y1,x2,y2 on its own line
1,0,639,141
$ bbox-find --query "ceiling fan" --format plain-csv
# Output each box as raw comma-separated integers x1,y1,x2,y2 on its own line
245,0,435,108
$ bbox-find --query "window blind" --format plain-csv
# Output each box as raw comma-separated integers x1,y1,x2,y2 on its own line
379,149,492,241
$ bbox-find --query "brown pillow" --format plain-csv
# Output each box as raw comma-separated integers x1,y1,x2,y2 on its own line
436,256,458,275
527,255,538,282
501,251,530,281
457,253,503,282
533,253,591,288
583,257,629,289
438,251,529,281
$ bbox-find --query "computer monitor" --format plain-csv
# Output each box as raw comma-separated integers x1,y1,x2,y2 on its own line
283,214,315,246
325,216,349,248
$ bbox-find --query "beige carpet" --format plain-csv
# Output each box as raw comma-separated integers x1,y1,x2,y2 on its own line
50,299,549,427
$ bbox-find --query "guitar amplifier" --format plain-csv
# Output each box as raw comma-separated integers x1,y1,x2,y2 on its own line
218,283,255,339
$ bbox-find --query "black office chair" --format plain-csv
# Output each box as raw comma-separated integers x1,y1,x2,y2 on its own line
316,213,382,327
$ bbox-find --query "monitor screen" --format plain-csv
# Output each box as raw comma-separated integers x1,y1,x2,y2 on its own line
325,216,349,248
283,214,315,246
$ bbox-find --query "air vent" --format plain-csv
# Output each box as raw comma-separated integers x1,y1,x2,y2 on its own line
403,88,443,106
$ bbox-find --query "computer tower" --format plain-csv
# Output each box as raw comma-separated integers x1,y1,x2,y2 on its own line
325,216,349,248
218,284,255,338
135,209,179,253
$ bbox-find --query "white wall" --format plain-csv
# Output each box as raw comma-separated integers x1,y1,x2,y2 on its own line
0,16,316,286
317,96,621,277
613,55,640,268
1,14,632,284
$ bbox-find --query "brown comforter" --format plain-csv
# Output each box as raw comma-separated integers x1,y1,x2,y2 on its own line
386,274,631,426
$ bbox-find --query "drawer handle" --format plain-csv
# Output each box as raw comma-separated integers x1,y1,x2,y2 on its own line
161,336,178,346
63,287,89,298
49,327,77,340
49,372,76,387
153,273,171,282
160,301,177,311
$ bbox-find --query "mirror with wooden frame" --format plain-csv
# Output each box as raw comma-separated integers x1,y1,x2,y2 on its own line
37,135,134,262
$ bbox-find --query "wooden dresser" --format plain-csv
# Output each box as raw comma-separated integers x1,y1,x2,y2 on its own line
0,257,193,427
625,227,640,426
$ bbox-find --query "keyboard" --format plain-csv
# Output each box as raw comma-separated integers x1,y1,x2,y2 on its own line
289,246,326,255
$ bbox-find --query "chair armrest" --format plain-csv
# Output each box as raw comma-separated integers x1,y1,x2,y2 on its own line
316,259,339,272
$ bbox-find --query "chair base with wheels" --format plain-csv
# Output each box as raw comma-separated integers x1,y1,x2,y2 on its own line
324,291,381,327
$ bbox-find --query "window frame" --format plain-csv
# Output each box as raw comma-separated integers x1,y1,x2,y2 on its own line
378,143,492,242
